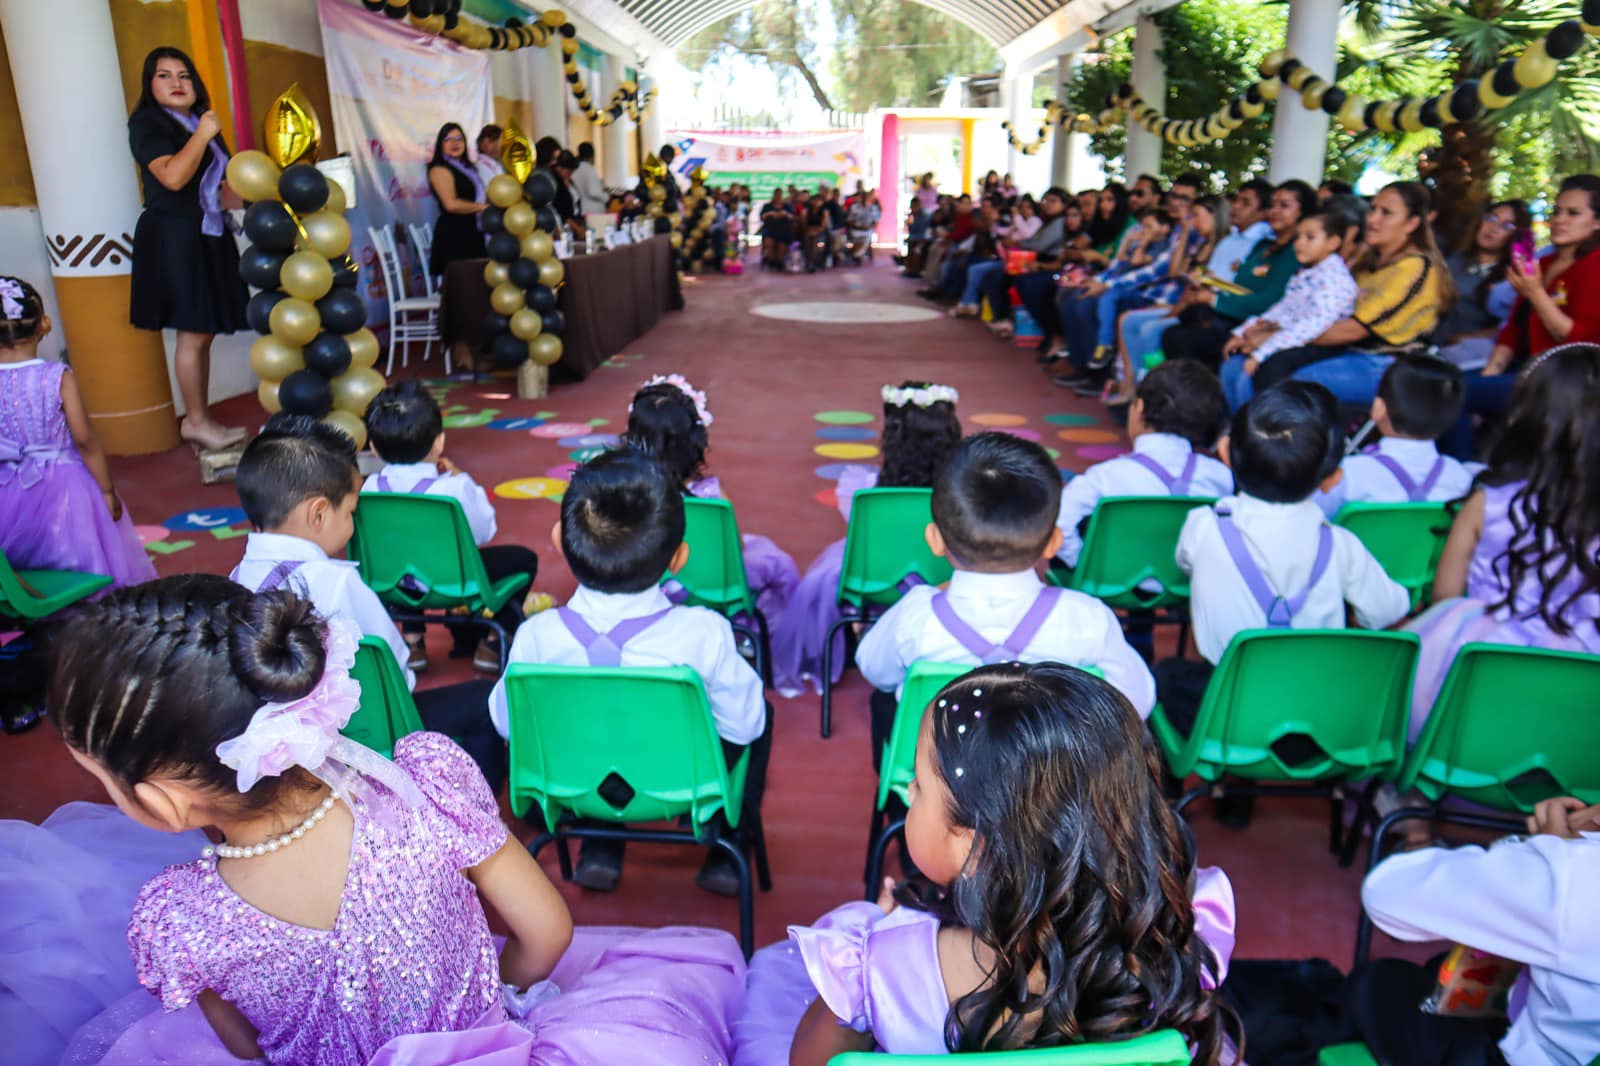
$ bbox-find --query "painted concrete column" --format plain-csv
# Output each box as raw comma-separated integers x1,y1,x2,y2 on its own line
1050,53,1077,190
1268,0,1338,183
1004,70,1028,177
602,54,630,187
1127,15,1165,182
529,40,566,143
640,74,666,162
0,0,178,454
876,112,899,245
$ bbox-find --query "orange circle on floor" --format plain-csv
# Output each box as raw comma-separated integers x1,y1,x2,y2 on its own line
814,486,838,509
970,412,1028,427
1056,428,1122,444
814,442,880,460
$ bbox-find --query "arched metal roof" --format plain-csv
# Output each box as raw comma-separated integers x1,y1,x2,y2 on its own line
615,0,1072,48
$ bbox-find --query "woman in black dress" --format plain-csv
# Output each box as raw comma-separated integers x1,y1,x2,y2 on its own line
127,47,249,451
426,123,487,277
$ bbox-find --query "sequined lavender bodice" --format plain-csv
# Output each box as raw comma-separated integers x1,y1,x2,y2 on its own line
1469,481,1600,651
0,361,78,480
129,733,509,1065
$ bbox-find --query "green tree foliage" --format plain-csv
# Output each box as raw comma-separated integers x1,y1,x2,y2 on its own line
681,0,838,111
829,0,998,110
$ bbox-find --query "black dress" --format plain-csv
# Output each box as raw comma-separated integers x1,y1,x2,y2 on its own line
127,108,248,335
429,164,486,276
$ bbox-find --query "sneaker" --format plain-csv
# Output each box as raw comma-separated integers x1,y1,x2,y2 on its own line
694,851,742,898
472,637,501,674
403,633,429,672
573,841,624,892
1086,344,1117,370
988,321,1015,339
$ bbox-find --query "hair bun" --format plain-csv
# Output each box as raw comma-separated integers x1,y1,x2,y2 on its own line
227,591,327,704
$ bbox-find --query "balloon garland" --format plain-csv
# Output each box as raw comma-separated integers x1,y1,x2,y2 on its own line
479,123,568,372
229,86,383,448
679,168,717,271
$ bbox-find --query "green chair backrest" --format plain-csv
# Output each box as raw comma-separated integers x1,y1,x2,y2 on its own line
0,551,113,622
877,662,970,810
343,636,425,758
501,663,747,836
1057,496,1215,608
829,1029,1192,1065
1158,629,1419,782
348,493,494,608
668,497,756,616
1398,643,1600,812
838,488,953,610
1333,502,1451,606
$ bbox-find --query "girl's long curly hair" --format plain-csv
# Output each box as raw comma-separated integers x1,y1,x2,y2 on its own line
915,663,1235,1062
623,383,707,488
878,381,961,488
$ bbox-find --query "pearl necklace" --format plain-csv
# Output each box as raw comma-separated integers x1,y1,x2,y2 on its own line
203,795,337,861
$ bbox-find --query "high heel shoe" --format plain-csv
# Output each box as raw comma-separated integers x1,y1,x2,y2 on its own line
180,421,246,453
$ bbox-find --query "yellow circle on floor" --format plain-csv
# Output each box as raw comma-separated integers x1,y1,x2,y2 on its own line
970,412,1028,427
493,476,568,500
815,442,881,460
1056,428,1122,444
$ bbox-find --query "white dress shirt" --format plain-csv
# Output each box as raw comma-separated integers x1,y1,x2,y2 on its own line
570,160,609,216
1176,494,1411,664
488,584,766,745
475,156,504,186
854,568,1157,718
232,532,415,691
362,462,499,547
1207,220,1274,283
1321,437,1474,517
1363,833,1600,1066
1056,433,1234,567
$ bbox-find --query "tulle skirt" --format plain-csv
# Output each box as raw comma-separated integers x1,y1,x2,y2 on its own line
741,533,798,624
0,463,156,590
769,539,846,698
730,938,824,1065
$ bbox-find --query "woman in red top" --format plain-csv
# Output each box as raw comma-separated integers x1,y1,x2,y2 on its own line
1442,174,1600,458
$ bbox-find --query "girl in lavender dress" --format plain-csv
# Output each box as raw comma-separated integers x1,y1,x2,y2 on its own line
732,663,1240,1064
0,276,155,589
0,575,744,1066
624,374,799,622
770,382,962,697
1406,342,1600,737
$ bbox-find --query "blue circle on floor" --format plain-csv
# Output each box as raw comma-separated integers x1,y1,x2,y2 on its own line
557,433,620,449
814,425,877,442
1059,468,1077,483
163,506,248,532
813,462,863,480
487,416,547,432
568,446,607,462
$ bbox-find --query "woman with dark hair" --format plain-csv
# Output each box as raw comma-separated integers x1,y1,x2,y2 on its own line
426,122,487,278
1434,199,1530,370
127,46,249,452
1081,182,1131,266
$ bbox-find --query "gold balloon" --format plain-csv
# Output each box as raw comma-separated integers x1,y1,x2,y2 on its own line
324,179,347,215
263,82,322,168
509,307,543,341
301,210,352,259
331,366,386,416
1301,81,1328,110
501,122,534,183
504,202,537,237
646,202,663,218
269,297,321,345
667,212,682,227
281,252,334,301
1259,48,1288,77
540,8,566,26
690,166,709,184
321,409,368,449
642,153,667,183
1398,99,1425,132
483,260,510,288
250,334,305,382
521,231,554,262
258,379,282,414
528,333,563,366
537,258,565,287
1257,78,1280,102
669,231,683,249
1339,95,1369,132
491,282,526,314
1514,41,1558,89
1285,65,1314,91
1436,92,1457,125
346,328,379,370
1478,78,1515,110
226,150,282,203
487,174,524,209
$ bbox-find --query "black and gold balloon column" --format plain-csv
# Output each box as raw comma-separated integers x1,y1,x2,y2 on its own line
679,168,717,272
477,122,566,374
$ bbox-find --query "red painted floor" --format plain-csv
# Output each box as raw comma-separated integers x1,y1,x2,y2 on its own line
2,256,1433,969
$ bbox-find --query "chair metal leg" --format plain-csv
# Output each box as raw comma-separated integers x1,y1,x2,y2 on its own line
819,616,852,738
1176,621,1190,660
714,836,756,958
1174,783,1211,815
861,805,884,882
484,619,512,673
1354,804,1434,966
1338,780,1383,868
1328,790,1346,857
752,609,773,688
747,810,773,892
863,816,905,901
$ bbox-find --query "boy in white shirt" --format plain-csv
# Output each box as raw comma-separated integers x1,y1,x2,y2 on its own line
362,380,542,673
233,413,505,791
856,431,1156,763
488,446,769,897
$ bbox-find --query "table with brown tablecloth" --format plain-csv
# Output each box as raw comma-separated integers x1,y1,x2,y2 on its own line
438,236,679,381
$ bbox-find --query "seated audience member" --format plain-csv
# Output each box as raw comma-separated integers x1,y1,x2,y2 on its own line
919,193,975,284
233,414,507,791
571,141,609,216
474,124,503,183
362,380,543,672
855,432,1157,766
1317,178,1354,203
1433,200,1529,371
975,188,1073,339
1208,178,1276,283
487,447,770,897
844,192,879,263
760,189,795,270
922,197,1003,304
899,198,932,273
550,151,586,239
1081,182,1132,266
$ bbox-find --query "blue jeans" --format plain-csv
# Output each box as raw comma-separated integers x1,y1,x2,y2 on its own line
937,254,969,297
1056,289,1100,365
1220,354,1255,411
1100,290,1153,348
1291,351,1395,406
962,260,1004,307
1120,306,1176,371
1438,371,1517,460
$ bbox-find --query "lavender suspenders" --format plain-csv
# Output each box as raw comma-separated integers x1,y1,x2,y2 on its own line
372,472,440,494
929,588,1063,664
1366,452,1445,503
229,560,305,593
1127,451,1200,495
556,607,675,666
1215,507,1333,628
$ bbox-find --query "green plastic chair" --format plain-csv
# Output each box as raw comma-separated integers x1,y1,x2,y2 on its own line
343,636,425,758
829,1029,1192,1065
1354,643,1600,964
0,550,112,623
1150,629,1420,866
501,663,771,956
1334,502,1452,607
821,488,954,737
666,497,771,684
1316,1045,1377,1066
348,493,531,670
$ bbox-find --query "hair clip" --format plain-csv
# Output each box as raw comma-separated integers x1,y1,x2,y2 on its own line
0,279,24,321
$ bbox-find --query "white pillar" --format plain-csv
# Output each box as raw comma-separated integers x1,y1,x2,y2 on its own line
1050,53,1077,190
1127,15,1164,182
529,42,566,144
641,77,667,164
1268,0,1338,184
1004,69,1029,177
602,55,630,187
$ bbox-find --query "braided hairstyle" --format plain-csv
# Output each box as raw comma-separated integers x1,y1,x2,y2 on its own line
0,275,45,348
49,574,328,808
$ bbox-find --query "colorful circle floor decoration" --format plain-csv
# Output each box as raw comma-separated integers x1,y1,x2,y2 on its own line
994,427,1043,442
814,426,877,442
813,462,863,480
1076,445,1131,461
135,525,168,545
1043,413,1099,427
545,462,579,480
814,487,838,509
568,446,607,462
442,409,500,429
493,477,568,501
1057,428,1123,444
813,410,874,425
530,422,597,438
557,434,620,449
162,507,247,532
752,301,942,324
814,442,880,461
488,416,548,432
970,412,1028,427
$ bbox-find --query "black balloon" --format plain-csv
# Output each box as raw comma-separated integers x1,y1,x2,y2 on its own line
1418,97,1444,128
1116,83,1134,100
535,207,560,233
316,289,366,333
279,164,330,214
523,169,558,207
489,27,504,49
240,247,289,290
408,0,433,15
486,232,521,263
483,311,510,336
1363,101,1384,129
559,22,576,36
1491,59,1520,98
244,201,299,252
331,256,360,289
443,11,458,28
565,71,581,84
1546,20,1585,59
1320,86,1347,115
481,205,506,233
540,310,565,335
362,0,384,9
1245,83,1262,105
246,290,288,335
490,333,528,366
279,369,333,416
526,284,557,313
1451,81,1484,121
383,1,406,17
1228,99,1245,121
304,332,353,377
508,258,541,288
1277,58,1301,81
1586,0,1600,27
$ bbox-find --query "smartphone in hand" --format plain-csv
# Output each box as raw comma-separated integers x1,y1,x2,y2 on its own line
1511,229,1536,273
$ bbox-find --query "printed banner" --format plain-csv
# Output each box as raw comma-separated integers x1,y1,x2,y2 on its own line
319,0,492,322
665,130,867,200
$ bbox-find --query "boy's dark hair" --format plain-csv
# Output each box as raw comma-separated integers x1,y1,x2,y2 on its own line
1302,204,1356,244
236,412,359,530
364,379,443,465
1378,356,1465,440
931,432,1062,570
1133,205,1169,224
1136,362,1227,450
560,446,685,594
1228,382,1340,503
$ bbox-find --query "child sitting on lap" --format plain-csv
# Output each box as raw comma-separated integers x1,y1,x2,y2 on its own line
488,446,770,898
363,379,543,673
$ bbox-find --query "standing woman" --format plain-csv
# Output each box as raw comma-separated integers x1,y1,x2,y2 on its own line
127,47,248,452
426,123,488,279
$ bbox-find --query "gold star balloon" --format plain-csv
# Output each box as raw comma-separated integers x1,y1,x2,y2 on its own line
501,121,534,183
264,83,322,168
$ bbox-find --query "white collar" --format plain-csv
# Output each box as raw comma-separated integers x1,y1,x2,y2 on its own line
1132,433,1196,457
379,460,448,477
1224,492,1326,521
568,584,674,619
1372,437,1440,460
0,358,43,370
947,568,1045,598
242,531,337,563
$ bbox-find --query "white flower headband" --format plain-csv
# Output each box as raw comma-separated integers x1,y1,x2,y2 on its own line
634,373,713,427
882,383,959,408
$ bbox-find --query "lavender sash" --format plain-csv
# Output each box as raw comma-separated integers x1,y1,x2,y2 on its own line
230,560,304,594
1128,452,1200,495
161,107,229,237
557,607,674,667
0,438,67,489
1215,507,1333,628
373,472,439,494
1367,451,1445,503
929,588,1062,664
